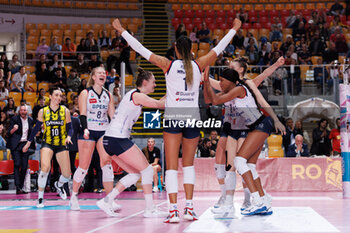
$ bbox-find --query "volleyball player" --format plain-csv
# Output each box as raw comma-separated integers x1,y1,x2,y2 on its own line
203,67,285,215
69,67,117,211
95,68,167,217
112,17,242,223
23,87,73,208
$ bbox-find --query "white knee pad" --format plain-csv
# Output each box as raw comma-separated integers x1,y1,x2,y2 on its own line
225,171,236,191
102,164,114,183
234,157,250,175
73,167,88,183
183,166,195,185
141,165,153,185
119,173,141,188
59,175,70,184
38,171,48,188
247,163,259,180
165,170,178,194
214,163,226,180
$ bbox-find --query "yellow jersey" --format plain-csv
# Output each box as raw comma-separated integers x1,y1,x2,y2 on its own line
42,105,67,146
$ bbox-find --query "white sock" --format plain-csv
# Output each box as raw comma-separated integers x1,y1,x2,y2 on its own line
38,190,44,199
170,203,178,211
219,184,226,197
186,200,193,207
225,194,233,206
144,193,153,210
72,191,78,197
105,188,120,205
251,191,262,204
244,188,251,203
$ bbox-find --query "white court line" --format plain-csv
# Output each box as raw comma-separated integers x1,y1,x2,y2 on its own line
194,196,334,201
86,201,167,233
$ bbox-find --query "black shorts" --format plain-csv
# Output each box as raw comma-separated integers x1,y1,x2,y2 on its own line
78,130,105,142
41,142,68,154
220,122,231,138
247,116,274,135
228,129,249,140
102,136,134,156
163,120,200,139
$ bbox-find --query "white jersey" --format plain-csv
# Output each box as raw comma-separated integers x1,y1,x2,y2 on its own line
105,89,142,138
86,87,110,131
234,84,263,126
223,99,249,130
164,60,201,121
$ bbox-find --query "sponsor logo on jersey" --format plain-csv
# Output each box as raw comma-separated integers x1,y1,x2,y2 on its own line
89,98,97,104
176,98,194,102
46,120,64,126
92,104,108,109
175,92,195,96
177,70,185,74
143,110,161,129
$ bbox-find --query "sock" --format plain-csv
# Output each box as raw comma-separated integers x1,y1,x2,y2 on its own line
38,190,44,199
251,191,262,204
225,194,233,206
144,193,153,210
244,188,251,203
72,191,78,197
170,203,178,211
186,200,193,208
105,188,120,205
219,184,226,197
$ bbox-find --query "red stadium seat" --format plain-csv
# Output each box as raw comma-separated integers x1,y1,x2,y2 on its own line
185,10,194,18
270,10,279,19
195,10,205,18
208,23,216,31
183,17,192,25
194,17,202,25
253,23,262,30
302,9,311,17
0,160,14,175
248,10,258,18
281,9,289,17
216,17,225,25
185,23,194,31
227,9,236,18
250,17,257,24
217,10,225,18
205,17,214,25
242,23,250,29
28,160,39,174
174,10,183,18
172,18,181,28
220,23,229,30
206,10,215,18
259,10,268,18
260,17,269,24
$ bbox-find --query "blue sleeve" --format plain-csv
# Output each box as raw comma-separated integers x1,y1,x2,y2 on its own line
28,121,43,142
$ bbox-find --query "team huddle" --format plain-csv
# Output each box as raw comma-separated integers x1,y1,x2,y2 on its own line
28,17,286,223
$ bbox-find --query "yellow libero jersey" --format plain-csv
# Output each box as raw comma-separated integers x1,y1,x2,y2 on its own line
42,105,67,146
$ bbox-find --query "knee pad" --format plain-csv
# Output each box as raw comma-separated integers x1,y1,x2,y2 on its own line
234,157,249,175
225,171,236,191
119,173,141,188
165,170,178,194
214,163,226,180
73,167,88,183
59,175,70,184
141,165,153,185
38,171,48,189
183,166,195,185
102,164,114,183
247,163,258,180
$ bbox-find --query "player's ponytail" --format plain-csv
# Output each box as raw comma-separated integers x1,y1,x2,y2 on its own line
176,36,193,86
136,67,153,87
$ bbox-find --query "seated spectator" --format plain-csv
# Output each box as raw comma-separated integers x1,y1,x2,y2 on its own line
98,30,111,50
286,134,309,157
11,66,29,93
271,43,283,57
0,53,9,70
243,32,258,49
270,62,288,95
175,24,187,40
78,78,87,94
310,118,331,156
0,61,11,83
48,37,62,58
246,45,259,65
285,44,298,64
106,68,118,89
35,88,49,106
165,42,176,60
62,37,77,60
88,54,102,72
286,59,301,95
329,0,344,16
50,68,67,90
298,44,312,64
48,53,63,72
292,21,306,42
293,120,310,146
0,110,10,130
245,37,258,52
223,43,235,58
198,22,211,43
199,138,215,157
309,32,326,57
35,63,50,83
323,41,339,64
0,79,9,105
109,75,120,93
66,68,81,92
35,54,47,72
15,99,33,116
257,43,270,66
142,138,162,192
68,95,79,113
189,26,199,43
8,54,21,74
85,37,99,60
73,53,89,75
0,123,6,151
270,17,283,42
76,38,87,53
232,29,245,50
330,26,348,54
85,31,98,48
258,36,272,53
329,118,341,156
115,36,133,76
3,97,16,118
286,10,297,28
32,96,46,122
209,130,219,151
110,30,122,49
280,35,294,55
36,38,49,56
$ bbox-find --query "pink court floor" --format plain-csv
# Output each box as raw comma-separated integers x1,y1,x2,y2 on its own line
0,191,349,233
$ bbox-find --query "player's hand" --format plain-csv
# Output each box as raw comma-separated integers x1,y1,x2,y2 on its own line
277,56,285,66
83,129,90,140
232,18,242,31
22,142,30,153
13,124,19,131
112,19,125,34
275,121,286,135
65,136,73,146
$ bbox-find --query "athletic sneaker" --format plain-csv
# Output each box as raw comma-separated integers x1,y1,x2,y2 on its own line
143,206,168,218
152,186,159,192
54,181,67,200
36,198,44,208
69,195,80,211
258,207,273,215
183,207,199,221
241,201,267,216
213,195,226,208
212,205,235,219
257,193,273,215
112,201,122,211
96,199,118,217
164,209,180,223
240,200,251,211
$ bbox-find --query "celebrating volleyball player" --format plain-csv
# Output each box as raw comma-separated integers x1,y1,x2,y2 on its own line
112,17,242,223
209,57,285,214
69,67,116,211
203,67,285,215
95,68,167,217
23,87,73,208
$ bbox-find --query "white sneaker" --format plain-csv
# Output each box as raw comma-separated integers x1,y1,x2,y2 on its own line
164,209,180,223
241,201,266,216
69,195,80,211
212,204,234,214
240,200,251,211
152,186,159,192
264,193,272,208
183,207,199,221
36,198,44,208
143,206,168,218
213,195,226,208
112,201,122,211
213,205,235,219
54,181,67,200
96,199,118,217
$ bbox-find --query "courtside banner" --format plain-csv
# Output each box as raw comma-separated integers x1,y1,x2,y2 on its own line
339,84,350,197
